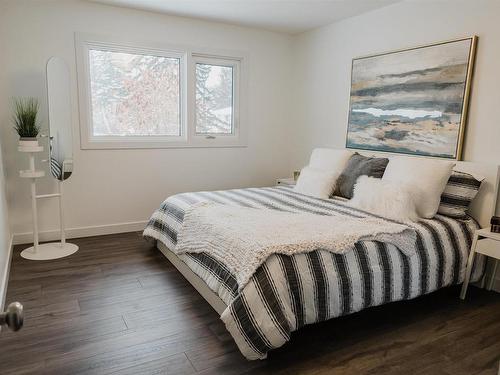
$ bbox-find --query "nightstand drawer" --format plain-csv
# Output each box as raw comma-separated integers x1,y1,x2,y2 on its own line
475,238,500,259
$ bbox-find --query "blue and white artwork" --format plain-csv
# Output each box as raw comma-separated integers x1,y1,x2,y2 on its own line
346,38,475,159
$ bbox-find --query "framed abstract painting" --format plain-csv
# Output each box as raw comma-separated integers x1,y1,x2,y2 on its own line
346,36,477,160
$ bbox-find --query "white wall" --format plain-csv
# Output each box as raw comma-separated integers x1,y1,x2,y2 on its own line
0,143,12,309
291,0,500,170
0,0,294,239
291,0,500,289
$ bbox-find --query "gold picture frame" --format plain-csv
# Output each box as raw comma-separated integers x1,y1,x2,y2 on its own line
345,36,477,160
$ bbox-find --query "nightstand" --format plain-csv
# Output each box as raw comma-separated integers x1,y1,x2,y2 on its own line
276,178,296,186
460,227,500,299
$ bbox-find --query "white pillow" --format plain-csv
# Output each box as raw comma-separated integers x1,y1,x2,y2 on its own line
349,176,418,222
382,157,455,219
294,166,339,199
309,148,353,173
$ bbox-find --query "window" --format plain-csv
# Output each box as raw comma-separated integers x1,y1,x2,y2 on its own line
195,62,234,135
89,49,181,137
76,34,246,149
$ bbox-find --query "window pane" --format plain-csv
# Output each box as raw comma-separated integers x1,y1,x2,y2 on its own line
195,63,233,134
89,49,180,137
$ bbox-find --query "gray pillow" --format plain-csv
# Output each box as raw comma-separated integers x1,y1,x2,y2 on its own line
334,153,389,199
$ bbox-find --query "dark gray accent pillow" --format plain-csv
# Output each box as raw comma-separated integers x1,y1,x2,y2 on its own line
334,153,389,199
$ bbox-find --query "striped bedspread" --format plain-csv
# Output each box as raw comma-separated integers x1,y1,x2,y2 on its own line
143,186,484,360
50,157,62,180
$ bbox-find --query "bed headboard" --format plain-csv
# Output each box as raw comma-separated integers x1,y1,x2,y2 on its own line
341,150,500,227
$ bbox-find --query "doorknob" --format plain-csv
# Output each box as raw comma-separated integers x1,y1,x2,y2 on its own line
0,302,23,331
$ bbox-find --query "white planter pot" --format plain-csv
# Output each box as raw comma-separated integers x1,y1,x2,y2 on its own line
19,138,39,148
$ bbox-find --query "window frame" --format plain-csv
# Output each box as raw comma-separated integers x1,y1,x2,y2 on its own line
191,55,240,140
75,33,247,149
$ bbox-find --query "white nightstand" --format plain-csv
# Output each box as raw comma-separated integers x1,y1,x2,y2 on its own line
276,178,296,186
460,227,500,299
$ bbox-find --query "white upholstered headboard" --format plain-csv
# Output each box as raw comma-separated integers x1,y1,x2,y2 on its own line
310,148,500,228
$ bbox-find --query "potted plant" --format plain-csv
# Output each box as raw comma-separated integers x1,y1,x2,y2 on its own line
13,97,41,147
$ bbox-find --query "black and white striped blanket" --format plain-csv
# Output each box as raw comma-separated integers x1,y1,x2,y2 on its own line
50,157,62,180
143,186,484,360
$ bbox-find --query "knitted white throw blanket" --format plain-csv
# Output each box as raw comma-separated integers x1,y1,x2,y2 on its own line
175,203,417,290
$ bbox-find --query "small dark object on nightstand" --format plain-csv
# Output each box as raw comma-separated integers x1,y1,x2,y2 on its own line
490,216,500,233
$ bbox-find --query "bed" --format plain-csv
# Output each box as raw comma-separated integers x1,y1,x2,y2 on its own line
143,154,499,360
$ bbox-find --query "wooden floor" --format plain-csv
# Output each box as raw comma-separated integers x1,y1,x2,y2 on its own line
0,232,499,375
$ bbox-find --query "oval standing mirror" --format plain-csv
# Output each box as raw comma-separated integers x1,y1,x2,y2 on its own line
46,57,74,181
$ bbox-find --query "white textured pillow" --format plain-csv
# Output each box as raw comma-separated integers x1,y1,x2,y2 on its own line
294,167,339,199
382,157,455,219
349,176,418,222
309,148,353,173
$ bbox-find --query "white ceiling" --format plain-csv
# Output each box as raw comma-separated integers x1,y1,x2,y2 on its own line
90,0,401,34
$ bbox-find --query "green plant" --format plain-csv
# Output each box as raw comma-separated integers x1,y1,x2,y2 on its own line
13,97,41,138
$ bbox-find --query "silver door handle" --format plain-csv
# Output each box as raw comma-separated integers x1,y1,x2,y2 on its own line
0,302,23,331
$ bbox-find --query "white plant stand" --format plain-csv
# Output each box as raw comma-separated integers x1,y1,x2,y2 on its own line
18,144,78,260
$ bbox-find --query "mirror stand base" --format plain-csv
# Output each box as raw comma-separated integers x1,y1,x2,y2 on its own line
21,243,79,260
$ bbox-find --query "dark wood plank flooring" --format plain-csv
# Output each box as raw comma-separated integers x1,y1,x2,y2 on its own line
0,232,499,374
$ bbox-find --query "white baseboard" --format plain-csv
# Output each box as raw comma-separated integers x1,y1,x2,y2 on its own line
12,220,148,245
0,235,14,312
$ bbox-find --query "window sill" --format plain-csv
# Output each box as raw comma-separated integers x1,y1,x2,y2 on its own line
80,139,248,150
